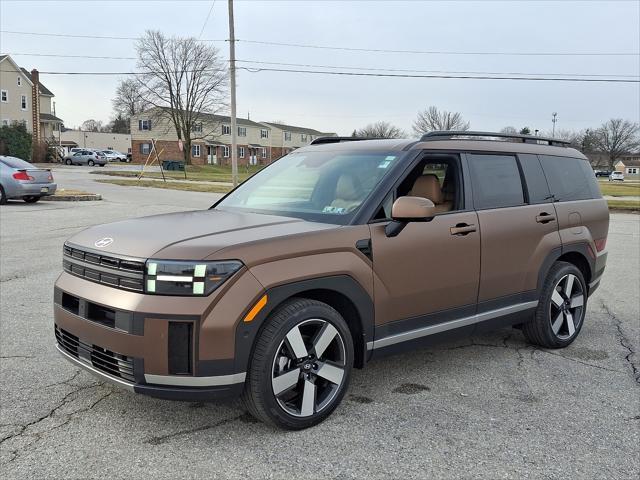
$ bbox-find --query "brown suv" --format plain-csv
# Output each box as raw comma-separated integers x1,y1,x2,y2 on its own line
54,131,609,429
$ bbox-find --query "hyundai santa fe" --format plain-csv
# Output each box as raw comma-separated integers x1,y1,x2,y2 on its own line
54,131,609,429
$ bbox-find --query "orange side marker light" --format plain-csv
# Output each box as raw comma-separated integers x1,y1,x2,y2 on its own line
244,295,268,323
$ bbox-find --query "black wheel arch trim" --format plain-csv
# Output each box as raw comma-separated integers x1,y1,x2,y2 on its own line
234,275,374,375
537,243,595,296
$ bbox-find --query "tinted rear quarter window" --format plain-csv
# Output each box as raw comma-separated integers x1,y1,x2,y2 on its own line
539,155,599,201
468,154,524,209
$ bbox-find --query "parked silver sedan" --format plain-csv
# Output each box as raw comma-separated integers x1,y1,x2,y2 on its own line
0,156,57,204
64,149,107,166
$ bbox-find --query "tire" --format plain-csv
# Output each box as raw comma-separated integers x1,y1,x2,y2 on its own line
65,159,72,165
23,196,40,203
243,298,354,430
99,164,105,167
88,160,95,167
0,185,7,205
522,262,587,348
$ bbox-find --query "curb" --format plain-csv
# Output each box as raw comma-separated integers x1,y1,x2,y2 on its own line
43,194,102,202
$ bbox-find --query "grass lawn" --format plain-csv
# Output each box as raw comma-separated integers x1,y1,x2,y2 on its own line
607,199,640,211
598,181,640,197
95,179,232,194
91,164,263,183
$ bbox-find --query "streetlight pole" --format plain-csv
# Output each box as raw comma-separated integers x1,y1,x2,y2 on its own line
228,0,238,187
552,112,558,137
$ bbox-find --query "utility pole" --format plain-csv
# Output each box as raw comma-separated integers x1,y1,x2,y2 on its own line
552,112,558,137
228,0,238,187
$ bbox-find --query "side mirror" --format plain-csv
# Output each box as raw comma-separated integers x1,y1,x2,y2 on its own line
385,196,436,237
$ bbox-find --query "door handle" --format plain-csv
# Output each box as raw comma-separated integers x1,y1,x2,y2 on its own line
450,223,477,236
536,212,556,224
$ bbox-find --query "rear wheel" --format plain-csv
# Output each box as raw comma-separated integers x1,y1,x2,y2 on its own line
65,159,72,165
0,185,7,205
243,298,353,429
88,160,95,167
23,196,40,203
523,262,587,348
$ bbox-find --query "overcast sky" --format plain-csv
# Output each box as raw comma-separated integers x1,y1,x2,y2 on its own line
1,0,638,136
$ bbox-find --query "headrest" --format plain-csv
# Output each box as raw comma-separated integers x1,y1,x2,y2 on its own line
410,174,442,204
335,174,362,201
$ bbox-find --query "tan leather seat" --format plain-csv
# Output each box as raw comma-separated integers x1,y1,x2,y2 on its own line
330,174,364,212
409,174,452,213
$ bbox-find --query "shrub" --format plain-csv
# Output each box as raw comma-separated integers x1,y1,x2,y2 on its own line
0,123,33,160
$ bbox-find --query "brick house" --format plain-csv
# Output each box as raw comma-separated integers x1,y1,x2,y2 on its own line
130,107,336,165
0,54,63,157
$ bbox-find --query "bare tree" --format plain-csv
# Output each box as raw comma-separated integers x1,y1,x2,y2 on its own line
135,30,227,164
499,126,518,135
594,119,640,168
81,119,104,132
112,78,147,120
356,121,405,138
412,106,470,135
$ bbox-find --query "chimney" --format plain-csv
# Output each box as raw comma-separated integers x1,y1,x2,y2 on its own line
31,69,41,141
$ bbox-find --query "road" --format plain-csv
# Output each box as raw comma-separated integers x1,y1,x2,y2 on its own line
1,166,639,479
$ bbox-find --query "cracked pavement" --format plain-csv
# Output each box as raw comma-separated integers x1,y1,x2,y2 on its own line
1,168,639,479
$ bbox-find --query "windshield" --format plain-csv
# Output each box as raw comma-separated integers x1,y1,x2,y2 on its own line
216,150,403,224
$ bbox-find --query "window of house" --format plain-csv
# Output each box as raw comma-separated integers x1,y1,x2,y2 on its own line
222,124,231,135
1,90,7,102
127,147,132,153
468,154,525,209
628,167,638,174
192,145,201,157
238,146,245,158
138,119,151,131
284,131,292,141
238,126,247,137
260,129,269,139
301,134,307,142
223,145,230,158
192,122,203,133
21,95,27,110
261,147,267,159
140,143,151,155
17,76,21,86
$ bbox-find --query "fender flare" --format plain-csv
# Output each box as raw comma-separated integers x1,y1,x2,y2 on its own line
536,243,594,295
233,275,374,373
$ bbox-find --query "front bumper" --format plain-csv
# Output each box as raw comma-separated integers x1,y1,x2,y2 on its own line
54,268,265,401
10,182,57,198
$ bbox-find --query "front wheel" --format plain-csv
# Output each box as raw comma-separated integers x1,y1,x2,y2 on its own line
0,185,7,205
65,159,72,165
523,262,587,348
243,298,353,429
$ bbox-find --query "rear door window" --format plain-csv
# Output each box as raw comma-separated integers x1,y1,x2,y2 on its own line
539,156,598,201
468,154,524,209
518,154,552,203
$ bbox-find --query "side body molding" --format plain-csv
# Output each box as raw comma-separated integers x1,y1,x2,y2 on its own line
234,275,375,373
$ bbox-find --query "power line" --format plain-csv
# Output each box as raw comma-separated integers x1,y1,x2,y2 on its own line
2,30,638,57
8,52,136,60
236,39,639,57
237,59,640,79
2,67,637,83
198,0,216,39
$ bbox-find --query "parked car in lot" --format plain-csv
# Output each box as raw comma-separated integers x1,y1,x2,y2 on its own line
101,150,130,162
64,150,107,167
594,170,612,177
54,131,609,429
609,171,624,181
0,155,57,204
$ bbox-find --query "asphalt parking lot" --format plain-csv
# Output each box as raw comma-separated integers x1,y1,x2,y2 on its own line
1,167,638,479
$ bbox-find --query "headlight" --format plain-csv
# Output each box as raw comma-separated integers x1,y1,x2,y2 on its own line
145,260,243,296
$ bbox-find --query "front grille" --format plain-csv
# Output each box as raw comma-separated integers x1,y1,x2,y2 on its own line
55,326,136,382
63,244,145,292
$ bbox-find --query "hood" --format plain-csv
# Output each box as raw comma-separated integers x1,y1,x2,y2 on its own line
67,209,336,260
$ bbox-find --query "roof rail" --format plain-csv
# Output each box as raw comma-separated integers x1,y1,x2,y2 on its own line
309,136,381,145
420,130,572,147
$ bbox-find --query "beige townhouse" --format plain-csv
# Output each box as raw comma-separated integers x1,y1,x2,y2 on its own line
0,55,63,147
131,107,336,165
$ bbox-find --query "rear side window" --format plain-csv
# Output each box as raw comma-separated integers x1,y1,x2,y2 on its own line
468,154,524,209
518,154,552,203
0,156,32,169
539,156,599,201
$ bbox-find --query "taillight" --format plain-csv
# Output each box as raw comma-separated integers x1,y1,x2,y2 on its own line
47,173,54,182
594,238,607,252
12,170,34,181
